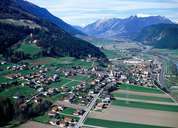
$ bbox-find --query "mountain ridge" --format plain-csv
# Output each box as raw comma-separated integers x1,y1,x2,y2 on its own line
79,16,173,39
15,0,85,36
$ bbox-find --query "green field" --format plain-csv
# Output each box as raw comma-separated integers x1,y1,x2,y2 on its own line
112,99,178,112
33,112,80,124
84,118,169,128
113,93,174,103
0,86,35,99
49,93,65,102
118,84,163,94
62,108,76,115
28,57,93,69
65,81,81,89
49,78,71,88
70,75,89,81
102,49,120,59
0,77,11,84
33,113,50,124
18,69,35,75
152,48,178,59
16,43,42,56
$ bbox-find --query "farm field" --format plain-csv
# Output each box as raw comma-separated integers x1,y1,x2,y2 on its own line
112,99,178,112
84,118,171,128
17,121,54,128
113,93,174,102
85,84,178,128
118,84,163,94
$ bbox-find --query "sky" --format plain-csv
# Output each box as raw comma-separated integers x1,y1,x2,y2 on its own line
27,0,178,26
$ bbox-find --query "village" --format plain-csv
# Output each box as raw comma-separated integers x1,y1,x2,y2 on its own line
0,55,163,128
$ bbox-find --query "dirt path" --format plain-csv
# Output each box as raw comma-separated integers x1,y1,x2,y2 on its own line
89,105,178,128
115,90,169,98
115,97,177,106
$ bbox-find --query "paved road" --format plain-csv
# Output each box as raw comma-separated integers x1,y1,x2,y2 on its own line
75,88,104,128
25,92,42,104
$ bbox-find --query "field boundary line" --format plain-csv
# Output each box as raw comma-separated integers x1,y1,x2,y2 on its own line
83,124,106,128
114,97,178,106
154,84,178,105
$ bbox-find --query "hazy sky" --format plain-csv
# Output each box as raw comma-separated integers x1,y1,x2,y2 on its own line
27,0,178,26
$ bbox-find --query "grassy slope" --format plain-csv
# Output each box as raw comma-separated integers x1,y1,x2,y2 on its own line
16,43,42,56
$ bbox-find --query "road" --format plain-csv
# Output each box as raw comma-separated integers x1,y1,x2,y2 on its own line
25,92,42,104
154,55,169,91
159,62,167,89
75,88,104,128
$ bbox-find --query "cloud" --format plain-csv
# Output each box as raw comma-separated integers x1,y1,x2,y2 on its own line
27,0,178,25
136,13,157,17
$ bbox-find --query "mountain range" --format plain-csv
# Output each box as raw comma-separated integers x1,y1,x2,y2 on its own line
0,0,106,61
77,16,173,39
74,16,178,49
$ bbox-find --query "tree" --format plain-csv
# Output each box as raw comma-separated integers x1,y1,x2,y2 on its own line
0,97,14,126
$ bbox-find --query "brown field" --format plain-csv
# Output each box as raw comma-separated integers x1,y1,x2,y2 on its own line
89,105,178,127
31,58,50,65
115,90,170,98
17,121,55,128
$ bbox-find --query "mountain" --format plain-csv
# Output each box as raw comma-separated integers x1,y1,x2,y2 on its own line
136,24,178,49
0,0,106,62
15,0,85,36
73,25,84,32
82,16,173,39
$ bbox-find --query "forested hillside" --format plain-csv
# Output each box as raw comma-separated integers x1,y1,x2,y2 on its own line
0,0,106,62
136,24,178,49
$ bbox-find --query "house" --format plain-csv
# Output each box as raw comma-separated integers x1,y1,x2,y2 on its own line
64,117,73,123
102,96,111,104
53,74,59,81
49,119,57,125
74,109,85,116
58,121,66,128
48,111,57,117
95,103,105,110
0,61,7,65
